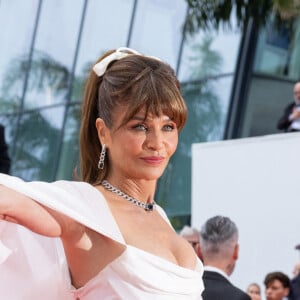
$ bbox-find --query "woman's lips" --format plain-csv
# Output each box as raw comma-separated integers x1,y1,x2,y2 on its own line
141,156,164,164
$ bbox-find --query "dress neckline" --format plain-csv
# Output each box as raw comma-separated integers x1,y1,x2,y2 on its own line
89,183,199,272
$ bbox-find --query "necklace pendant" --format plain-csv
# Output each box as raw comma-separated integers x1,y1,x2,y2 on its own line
145,203,154,211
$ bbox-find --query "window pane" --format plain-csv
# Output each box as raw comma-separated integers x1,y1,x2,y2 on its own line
179,30,241,81
12,106,65,181
254,21,290,78
72,0,134,101
0,0,39,113
24,0,84,109
130,0,187,69
289,19,300,79
56,105,80,180
253,17,300,80
241,76,295,137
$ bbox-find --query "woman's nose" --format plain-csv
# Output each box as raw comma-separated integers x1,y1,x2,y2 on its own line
145,130,164,150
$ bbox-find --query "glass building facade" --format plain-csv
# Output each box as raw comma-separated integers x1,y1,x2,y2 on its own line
0,0,299,228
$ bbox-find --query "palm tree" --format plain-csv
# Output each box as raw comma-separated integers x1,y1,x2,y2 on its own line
183,0,300,36
0,50,89,181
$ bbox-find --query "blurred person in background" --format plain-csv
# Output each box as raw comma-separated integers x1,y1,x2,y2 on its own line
0,124,10,174
246,282,262,300
277,82,300,132
179,225,201,259
289,261,300,300
264,271,290,300
199,215,250,300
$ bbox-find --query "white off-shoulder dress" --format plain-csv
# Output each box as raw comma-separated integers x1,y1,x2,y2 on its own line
0,174,204,299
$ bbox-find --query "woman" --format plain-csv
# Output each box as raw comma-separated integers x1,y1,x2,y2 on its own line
246,283,262,300
0,47,204,299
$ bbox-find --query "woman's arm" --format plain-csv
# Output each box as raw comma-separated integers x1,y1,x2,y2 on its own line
0,185,62,237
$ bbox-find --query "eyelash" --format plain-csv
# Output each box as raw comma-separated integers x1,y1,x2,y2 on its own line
132,123,175,132
133,124,147,131
163,124,175,131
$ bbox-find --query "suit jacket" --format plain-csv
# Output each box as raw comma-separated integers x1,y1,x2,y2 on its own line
202,270,251,300
277,102,299,132
0,124,10,174
289,273,300,300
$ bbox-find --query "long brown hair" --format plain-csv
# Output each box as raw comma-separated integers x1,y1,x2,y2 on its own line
79,49,187,185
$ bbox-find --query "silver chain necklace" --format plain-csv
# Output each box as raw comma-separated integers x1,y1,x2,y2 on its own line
101,180,156,212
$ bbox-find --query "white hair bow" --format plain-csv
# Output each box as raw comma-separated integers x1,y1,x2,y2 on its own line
93,47,140,77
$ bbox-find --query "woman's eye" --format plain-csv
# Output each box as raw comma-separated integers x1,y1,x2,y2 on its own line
133,124,147,131
163,124,175,131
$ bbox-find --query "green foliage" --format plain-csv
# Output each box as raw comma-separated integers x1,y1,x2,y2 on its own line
273,0,300,19
183,0,300,36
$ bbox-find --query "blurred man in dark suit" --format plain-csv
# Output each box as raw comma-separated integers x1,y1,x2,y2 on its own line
277,82,300,132
199,215,250,300
0,124,10,174
289,261,300,300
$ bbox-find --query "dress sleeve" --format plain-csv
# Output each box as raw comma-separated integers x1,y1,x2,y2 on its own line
0,173,125,244
0,174,125,299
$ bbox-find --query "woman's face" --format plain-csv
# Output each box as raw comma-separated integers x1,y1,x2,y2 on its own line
247,284,261,300
97,107,179,181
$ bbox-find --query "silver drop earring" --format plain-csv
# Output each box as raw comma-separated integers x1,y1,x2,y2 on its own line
98,144,106,169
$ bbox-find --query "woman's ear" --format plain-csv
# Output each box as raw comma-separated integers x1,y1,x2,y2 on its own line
95,118,108,144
